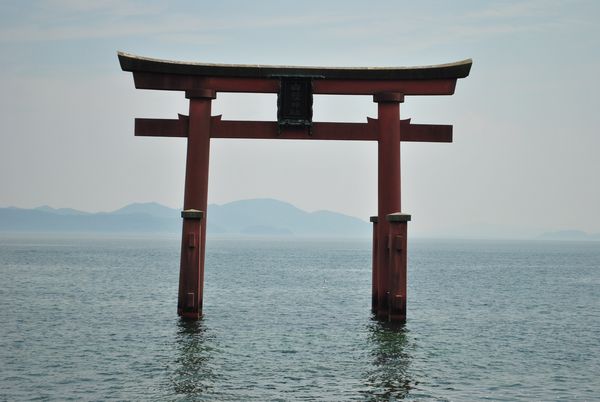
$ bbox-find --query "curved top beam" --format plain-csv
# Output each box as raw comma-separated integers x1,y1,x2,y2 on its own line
118,51,472,80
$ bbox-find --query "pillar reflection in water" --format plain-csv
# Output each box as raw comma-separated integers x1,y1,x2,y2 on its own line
363,319,414,400
170,319,217,398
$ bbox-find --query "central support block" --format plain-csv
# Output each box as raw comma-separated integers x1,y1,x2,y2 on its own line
277,77,313,131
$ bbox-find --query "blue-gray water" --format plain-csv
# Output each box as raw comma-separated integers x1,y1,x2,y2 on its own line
1,235,599,401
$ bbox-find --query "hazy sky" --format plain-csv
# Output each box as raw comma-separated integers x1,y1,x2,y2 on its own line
1,0,599,236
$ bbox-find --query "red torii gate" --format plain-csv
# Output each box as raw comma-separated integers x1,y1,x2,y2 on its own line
119,52,471,322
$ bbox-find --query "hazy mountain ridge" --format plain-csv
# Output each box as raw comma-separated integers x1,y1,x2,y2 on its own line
2,200,598,240
208,199,368,237
34,205,89,215
0,199,370,237
0,206,179,233
538,230,600,241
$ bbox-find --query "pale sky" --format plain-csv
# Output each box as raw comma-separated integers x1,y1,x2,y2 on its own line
1,0,599,237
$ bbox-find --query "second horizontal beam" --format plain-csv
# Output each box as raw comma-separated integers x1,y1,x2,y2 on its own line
135,116,452,143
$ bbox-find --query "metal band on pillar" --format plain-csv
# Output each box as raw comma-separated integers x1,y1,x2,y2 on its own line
181,209,204,219
373,92,405,103
185,89,217,100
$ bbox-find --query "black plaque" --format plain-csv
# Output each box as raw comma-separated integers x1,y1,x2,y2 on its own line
277,77,313,131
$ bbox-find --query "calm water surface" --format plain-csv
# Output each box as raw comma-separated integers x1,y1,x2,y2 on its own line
1,235,599,400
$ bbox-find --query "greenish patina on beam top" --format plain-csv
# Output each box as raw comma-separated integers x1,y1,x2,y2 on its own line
118,51,472,81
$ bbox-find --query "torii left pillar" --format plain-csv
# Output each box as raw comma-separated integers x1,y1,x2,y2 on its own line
177,89,215,319
374,92,401,319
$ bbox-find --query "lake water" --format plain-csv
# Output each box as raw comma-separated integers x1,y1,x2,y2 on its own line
1,235,599,401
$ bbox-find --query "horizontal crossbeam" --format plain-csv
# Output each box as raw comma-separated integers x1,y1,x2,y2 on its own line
135,115,452,142
135,114,189,137
211,116,378,140
132,73,458,95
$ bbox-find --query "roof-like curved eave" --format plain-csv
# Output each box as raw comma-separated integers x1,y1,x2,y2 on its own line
118,51,472,81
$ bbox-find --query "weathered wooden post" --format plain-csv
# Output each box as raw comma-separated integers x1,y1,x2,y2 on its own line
370,216,379,312
374,93,403,319
177,89,215,319
178,209,204,318
387,212,411,322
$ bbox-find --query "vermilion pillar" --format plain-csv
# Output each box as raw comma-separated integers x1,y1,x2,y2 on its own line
177,89,215,319
374,92,403,319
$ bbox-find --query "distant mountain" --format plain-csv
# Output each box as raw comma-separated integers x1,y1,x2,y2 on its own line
208,198,369,237
34,205,88,215
4,201,600,240
538,230,600,241
0,204,180,233
112,202,179,219
0,199,370,237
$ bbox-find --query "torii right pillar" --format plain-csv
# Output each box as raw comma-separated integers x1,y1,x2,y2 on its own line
373,92,411,322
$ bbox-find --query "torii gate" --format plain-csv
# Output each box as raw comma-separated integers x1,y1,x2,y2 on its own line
119,52,471,322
